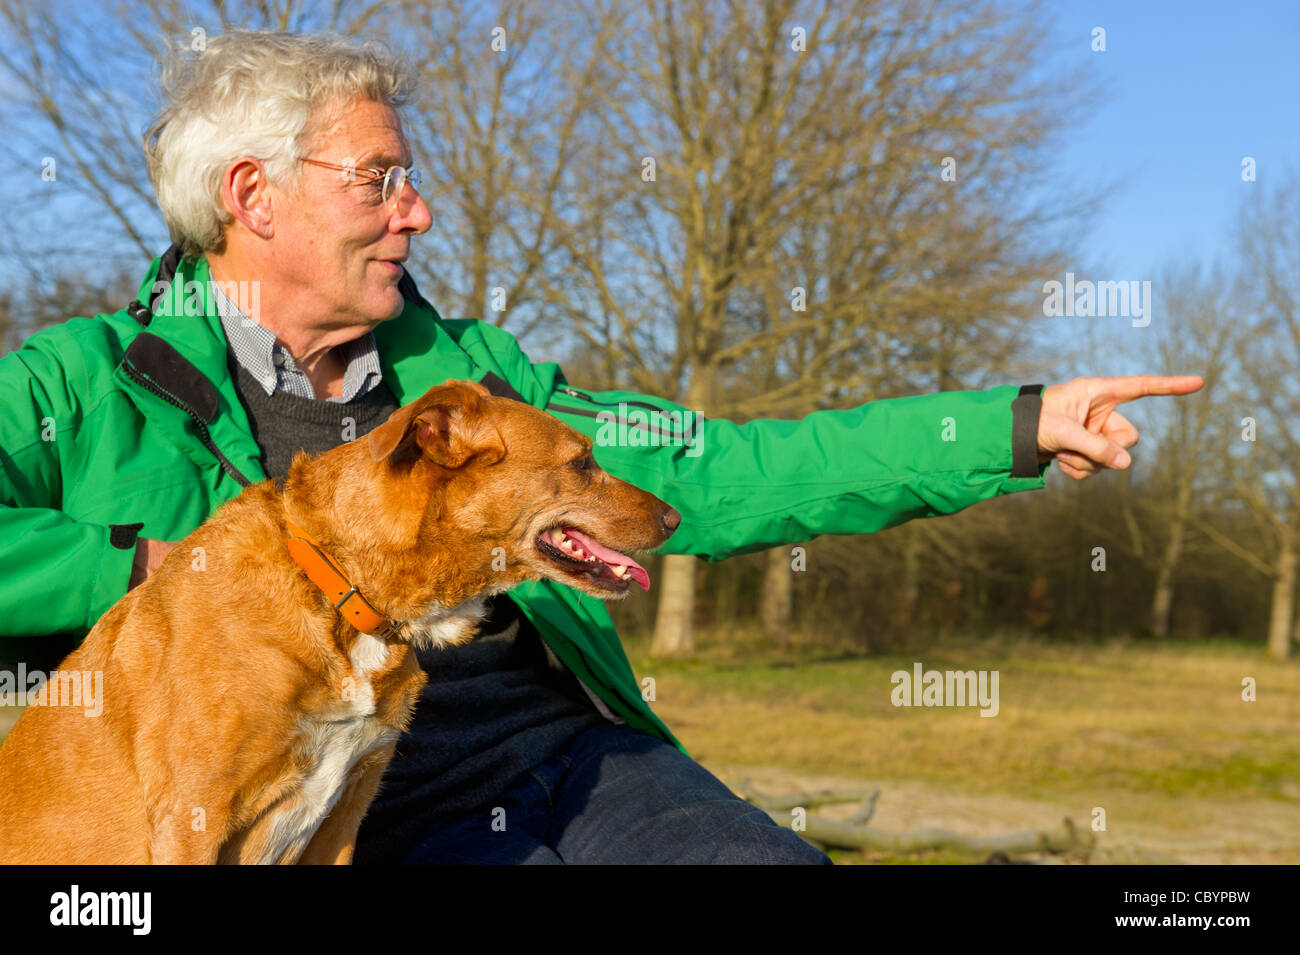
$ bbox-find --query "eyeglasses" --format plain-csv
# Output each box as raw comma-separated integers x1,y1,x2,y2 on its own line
299,157,424,209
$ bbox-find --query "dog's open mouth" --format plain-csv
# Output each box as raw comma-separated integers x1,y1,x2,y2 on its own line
536,527,651,592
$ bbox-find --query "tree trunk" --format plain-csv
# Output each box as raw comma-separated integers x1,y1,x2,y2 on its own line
1149,478,1191,637
1266,520,1296,661
888,523,920,639
649,553,699,657
471,224,489,320
649,368,713,658
760,546,793,648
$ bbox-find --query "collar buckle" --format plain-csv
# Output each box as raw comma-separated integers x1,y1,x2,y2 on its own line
284,507,404,640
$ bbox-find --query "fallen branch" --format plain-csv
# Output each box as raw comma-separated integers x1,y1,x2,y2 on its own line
850,789,880,825
731,782,880,812
736,782,1094,856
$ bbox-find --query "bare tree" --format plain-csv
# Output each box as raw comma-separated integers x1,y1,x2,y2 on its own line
1221,167,1300,659
393,0,615,348
1098,262,1242,637
554,0,1096,656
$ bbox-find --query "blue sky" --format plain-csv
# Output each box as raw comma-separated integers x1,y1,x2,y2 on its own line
1049,0,1298,278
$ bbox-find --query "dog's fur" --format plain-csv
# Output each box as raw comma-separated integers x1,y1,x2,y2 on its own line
0,380,677,864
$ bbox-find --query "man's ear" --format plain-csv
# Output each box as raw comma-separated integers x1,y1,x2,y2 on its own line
221,158,275,239
367,380,503,468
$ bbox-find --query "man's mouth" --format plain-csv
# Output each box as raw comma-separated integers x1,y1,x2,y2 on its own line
535,527,651,592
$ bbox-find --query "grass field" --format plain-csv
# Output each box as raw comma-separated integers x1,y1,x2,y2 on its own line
3,631,1295,864
622,630,1300,864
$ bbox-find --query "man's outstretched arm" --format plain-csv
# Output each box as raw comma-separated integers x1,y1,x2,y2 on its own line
544,374,1204,561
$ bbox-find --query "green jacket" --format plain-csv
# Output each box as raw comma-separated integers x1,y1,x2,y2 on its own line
0,252,1049,750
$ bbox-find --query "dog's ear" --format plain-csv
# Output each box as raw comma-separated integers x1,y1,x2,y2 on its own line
368,380,504,468
368,402,422,463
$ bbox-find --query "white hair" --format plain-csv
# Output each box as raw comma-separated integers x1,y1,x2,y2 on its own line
143,30,411,257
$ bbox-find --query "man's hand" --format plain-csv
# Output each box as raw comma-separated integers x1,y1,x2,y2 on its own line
1036,375,1205,480
128,538,179,590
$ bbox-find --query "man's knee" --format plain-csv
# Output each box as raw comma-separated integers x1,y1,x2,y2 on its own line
686,802,834,865
555,724,834,863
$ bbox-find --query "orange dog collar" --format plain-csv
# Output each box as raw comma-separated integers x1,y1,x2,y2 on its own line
284,508,402,639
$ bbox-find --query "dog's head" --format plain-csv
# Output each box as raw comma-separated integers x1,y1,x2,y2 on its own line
355,379,679,608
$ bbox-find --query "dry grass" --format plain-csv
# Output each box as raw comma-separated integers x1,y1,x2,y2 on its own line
625,629,1300,863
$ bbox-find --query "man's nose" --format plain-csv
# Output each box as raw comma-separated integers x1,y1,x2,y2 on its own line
393,188,432,235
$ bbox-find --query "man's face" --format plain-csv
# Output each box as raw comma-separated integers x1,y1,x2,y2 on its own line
271,97,432,328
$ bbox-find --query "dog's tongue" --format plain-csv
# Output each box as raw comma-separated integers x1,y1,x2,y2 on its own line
563,528,651,591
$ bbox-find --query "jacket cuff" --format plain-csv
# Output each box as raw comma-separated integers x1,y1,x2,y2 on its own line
109,522,145,551
1011,384,1045,478
88,523,142,631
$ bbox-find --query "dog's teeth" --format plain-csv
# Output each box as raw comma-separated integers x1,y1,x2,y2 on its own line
560,539,575,552
612,564,628,578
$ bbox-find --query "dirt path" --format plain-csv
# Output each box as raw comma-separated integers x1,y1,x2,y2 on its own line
706,762,1300,864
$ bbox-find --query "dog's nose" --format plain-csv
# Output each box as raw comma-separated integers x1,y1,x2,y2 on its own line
661,506,681,533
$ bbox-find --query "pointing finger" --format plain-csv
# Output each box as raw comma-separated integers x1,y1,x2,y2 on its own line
1099,374,1204,404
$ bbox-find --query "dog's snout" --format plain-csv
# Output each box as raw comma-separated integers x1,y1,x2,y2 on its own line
661,506,681,534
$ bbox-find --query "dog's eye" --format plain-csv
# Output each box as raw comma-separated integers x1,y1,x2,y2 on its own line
569,455,593,472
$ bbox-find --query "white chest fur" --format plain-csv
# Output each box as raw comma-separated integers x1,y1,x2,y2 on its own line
404,593,493,651
257,632,397,864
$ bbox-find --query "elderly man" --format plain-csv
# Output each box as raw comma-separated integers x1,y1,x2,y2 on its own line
0,31,1199,864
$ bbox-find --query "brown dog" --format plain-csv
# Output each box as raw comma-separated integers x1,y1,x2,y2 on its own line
0,380,678,864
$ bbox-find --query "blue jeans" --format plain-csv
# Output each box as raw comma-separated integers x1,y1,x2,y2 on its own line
401,722,832,864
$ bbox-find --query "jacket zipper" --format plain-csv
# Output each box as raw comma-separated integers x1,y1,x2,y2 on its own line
555,386,688,416
550,387,704,445
122,361,253,489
